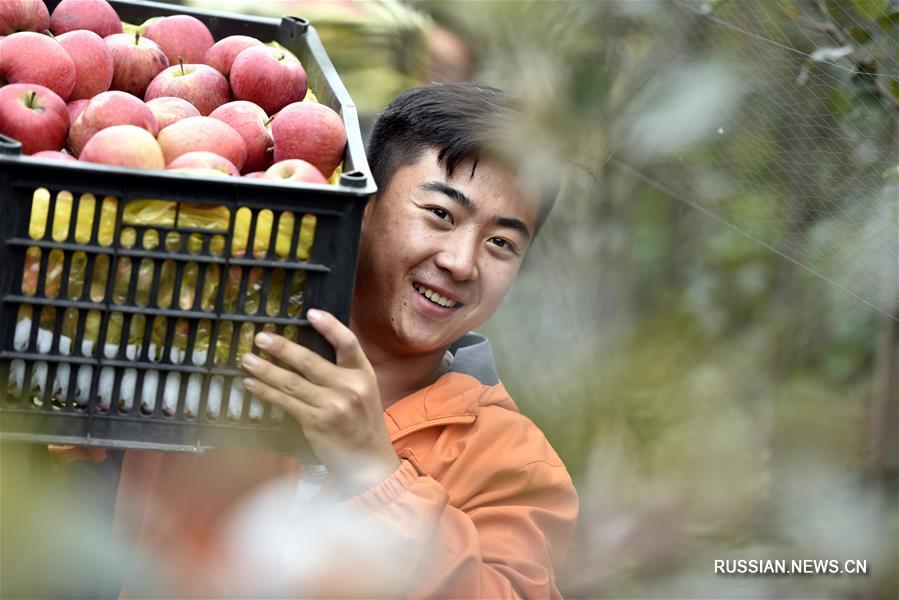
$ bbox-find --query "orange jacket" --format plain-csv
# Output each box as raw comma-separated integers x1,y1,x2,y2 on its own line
55,334,578,598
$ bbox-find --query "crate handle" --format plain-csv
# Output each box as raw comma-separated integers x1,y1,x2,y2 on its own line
340,170,368,188
282,15,309,35
0,134,22,156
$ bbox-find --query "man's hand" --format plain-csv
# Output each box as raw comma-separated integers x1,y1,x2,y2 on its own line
241,309,401,497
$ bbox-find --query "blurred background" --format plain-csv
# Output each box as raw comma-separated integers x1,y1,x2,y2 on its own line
177,0,899,596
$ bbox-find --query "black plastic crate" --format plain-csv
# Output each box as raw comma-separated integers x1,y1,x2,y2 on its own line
0,0,375,456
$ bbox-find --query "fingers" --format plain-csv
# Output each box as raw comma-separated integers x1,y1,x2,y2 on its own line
252,331,338,386
307,309,368,370
241,353,325,408
243,376,317,425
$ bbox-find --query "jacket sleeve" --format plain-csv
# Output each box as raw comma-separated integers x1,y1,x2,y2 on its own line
340,453,579,598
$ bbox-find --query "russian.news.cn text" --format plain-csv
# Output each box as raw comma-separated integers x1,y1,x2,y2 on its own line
715,559,868,576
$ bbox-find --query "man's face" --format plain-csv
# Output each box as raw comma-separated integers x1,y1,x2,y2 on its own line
351,148,539,357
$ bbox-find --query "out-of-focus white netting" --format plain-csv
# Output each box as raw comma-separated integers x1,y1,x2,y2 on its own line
618,0,898,319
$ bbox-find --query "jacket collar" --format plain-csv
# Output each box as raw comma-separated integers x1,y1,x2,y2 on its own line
382,333,515,441
445,332,500,385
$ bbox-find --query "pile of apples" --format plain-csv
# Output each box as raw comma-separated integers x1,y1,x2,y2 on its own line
0,0,347,184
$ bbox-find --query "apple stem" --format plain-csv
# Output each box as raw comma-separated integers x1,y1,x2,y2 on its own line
45,29,54,38
135,31,140,45
26,91,36,108
179,57,185,76
264,116,274,127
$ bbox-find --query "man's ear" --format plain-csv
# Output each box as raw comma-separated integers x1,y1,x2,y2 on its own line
361,194,377,232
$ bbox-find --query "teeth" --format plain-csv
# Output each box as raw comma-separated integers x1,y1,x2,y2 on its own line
414,284,457,308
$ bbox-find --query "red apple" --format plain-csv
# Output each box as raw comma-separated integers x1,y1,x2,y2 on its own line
143,15,213,64
270,102,346,178
0,31,76,100
138,16,163,34
157,116,246,171
264,159,327,185
105,31,168,98
68,90,159,157
49,0,122,38
0,0,49,35
145,96,200,130
67,98,89,122
203,35,263,78
166,151,239,176
145,62,229,116
168,167,231,178
32,150,77,161
56,30,113,100
80,124,165,170
209,101,273,174
0,83,68,154
230,46,307,116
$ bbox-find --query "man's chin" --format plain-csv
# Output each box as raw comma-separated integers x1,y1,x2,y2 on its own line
392,328,457,357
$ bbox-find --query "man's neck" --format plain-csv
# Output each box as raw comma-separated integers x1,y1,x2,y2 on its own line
351,327,450,409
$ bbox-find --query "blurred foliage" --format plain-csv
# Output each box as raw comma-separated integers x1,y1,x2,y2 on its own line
411,0,898,597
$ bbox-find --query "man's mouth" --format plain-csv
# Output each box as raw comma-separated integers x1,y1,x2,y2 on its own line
413,283,461,309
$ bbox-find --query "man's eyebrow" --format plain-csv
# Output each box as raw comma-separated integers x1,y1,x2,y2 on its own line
421,181,474,211
495,217,531,243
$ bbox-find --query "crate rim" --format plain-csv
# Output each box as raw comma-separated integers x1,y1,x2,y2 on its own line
0,145,374,199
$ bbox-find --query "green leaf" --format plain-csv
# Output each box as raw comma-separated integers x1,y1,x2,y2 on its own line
827,86,854,117
851,0,888,21
875,8,899,25
848,26,873,44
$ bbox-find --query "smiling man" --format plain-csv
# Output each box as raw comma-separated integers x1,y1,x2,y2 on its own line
237,83,578,596
47,83,577,598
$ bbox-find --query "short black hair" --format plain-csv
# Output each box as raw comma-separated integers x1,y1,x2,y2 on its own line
366,82,558,234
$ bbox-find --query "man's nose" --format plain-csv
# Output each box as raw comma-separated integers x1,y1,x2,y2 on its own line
434,238,479,282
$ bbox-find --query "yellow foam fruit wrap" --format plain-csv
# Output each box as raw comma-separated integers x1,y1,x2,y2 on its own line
21,194,317,356
119,200,315,259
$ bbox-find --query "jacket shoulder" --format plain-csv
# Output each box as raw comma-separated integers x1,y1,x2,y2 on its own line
472,403,566,469
411,397,573,509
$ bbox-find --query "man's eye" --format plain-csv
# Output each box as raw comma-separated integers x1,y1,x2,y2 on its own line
428,207,452,223
490,237,516,253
